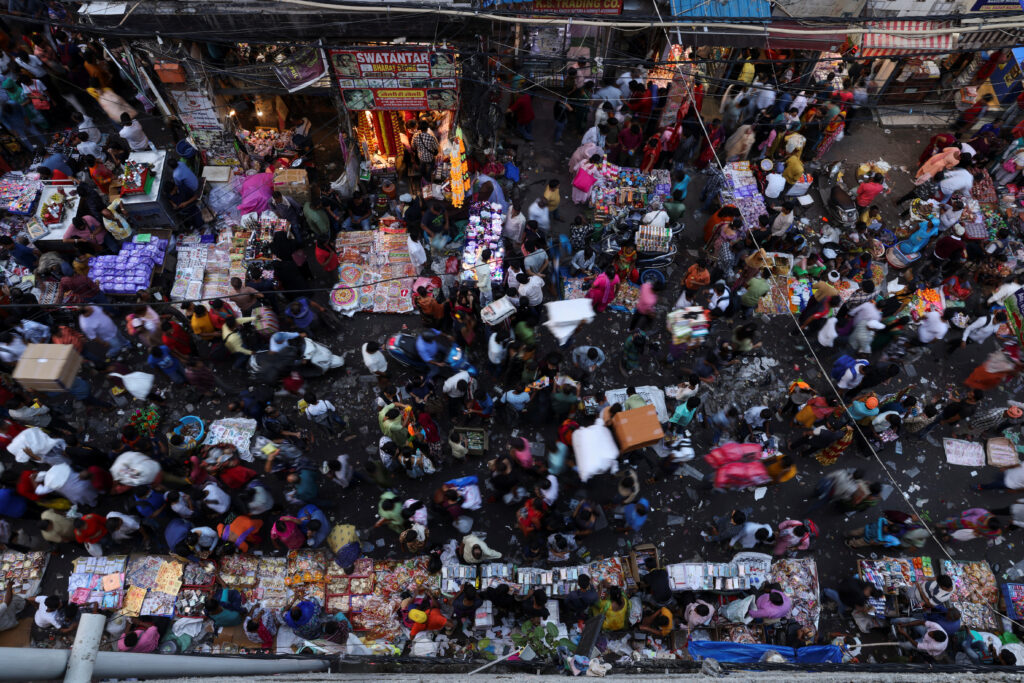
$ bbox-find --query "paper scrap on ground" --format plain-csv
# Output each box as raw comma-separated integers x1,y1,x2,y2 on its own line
943,438,986,467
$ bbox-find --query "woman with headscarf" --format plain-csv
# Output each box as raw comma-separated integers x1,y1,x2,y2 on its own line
723,124,756,162
812,106,845,161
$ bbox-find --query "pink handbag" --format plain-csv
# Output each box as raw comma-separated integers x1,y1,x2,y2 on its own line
572,167,598,193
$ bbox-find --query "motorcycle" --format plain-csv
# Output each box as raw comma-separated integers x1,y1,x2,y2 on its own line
386,331,477,376
249,337,346,381
817,160,859,229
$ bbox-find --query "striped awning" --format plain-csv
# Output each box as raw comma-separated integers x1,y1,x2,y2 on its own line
859,20,956,57
958,27,1024,49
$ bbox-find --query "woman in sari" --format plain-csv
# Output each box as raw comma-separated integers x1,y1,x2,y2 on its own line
639,135,661,173
813,109,846,161
586,265,619,313
613,242,638,284
703,205,740,245
85,78,137,124
937,507,1002,541
812,424,854,466
620,329,648,373
723,124,755,162
696,118,725,169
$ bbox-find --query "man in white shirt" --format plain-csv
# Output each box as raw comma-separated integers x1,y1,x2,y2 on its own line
119,112,154,152
34,595,63,629
75,132,105,161
642,201,669,230
515,272,544,311
361,341,388,375
938,165,973,202
581,123,606,148
14,51,46,79
731,522,774,549
105,512,142,543
593,80,622,111
708,281,731,317
443,370,475,413
939,199,964,230
960,310,1006,347
527,197,550,233
201,481,230,515
167,491,195,518
487,330,509,370
72,112,101,143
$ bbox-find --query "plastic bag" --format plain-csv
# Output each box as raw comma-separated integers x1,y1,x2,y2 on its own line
109,372,155,400
720,594,755,624
628,596,643,625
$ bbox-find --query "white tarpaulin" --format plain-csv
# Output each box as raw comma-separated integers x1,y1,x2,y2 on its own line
572,423,620,482
606,386,668,422
543,298,594,345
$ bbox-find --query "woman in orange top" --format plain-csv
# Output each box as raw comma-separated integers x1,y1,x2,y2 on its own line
216,515,263,553
703,205,740,245
85,154,113,194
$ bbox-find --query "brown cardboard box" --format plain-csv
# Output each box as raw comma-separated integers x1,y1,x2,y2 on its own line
612,404,664,453
14,344,82,392
273,168,309,203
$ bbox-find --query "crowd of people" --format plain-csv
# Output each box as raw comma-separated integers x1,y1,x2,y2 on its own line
1,31,1024,667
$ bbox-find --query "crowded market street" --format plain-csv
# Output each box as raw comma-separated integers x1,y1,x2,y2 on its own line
1,11,1024,675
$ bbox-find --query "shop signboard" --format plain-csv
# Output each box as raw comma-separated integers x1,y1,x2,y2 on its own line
273,47,327,93
531,0,623,14
329,47,457,110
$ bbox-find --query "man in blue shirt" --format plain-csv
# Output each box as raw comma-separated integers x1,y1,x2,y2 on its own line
167,158,199,192
297,504,329,547
0,235,37,269
38,152,72,177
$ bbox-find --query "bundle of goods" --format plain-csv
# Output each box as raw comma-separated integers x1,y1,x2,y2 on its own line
666,307,709,347
241,128,293,158
88,236,168,294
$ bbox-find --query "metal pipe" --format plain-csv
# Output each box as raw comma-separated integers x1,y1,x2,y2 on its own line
0,649,331,681
64,613,107,683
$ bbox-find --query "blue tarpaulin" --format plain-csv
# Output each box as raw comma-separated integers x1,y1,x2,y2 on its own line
687,641,843,663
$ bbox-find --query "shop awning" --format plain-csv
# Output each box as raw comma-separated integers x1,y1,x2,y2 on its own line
859,21,956,57
958,27,1024,49
765,22,848,52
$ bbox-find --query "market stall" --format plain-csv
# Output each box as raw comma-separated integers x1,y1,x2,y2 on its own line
941,559,999,630
461,201,505,285
769,558,820,629
665,554,772,593
28,182,80,248
330,223,416,315
88,233,170,296
120,151,176,229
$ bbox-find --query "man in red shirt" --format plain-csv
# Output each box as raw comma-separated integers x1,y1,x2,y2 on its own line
73,513,108,550
856,173,886,209
508,91,535,141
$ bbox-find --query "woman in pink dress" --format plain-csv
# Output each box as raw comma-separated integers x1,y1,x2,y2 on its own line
586,265,620,313
915,147,961,184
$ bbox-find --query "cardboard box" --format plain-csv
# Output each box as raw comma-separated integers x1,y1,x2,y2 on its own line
612,404,664,453
153,63,186,84
272,168,309,203
13,344,82,392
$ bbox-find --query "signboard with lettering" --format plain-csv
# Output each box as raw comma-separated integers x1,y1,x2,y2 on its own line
329,48,458,110
274,47,327,93
531,0,623,14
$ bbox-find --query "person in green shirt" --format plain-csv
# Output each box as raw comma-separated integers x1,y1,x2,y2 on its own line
302,198,332,241
206,587,245,628
623,386,648,411
663,189,686,224
514,318,536,345
378,403,409,445
739,268,772,318
374,491,406,533
552,382,581,419
288,467,320,505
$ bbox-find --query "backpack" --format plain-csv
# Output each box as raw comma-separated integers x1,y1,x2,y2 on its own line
831,354,859,383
